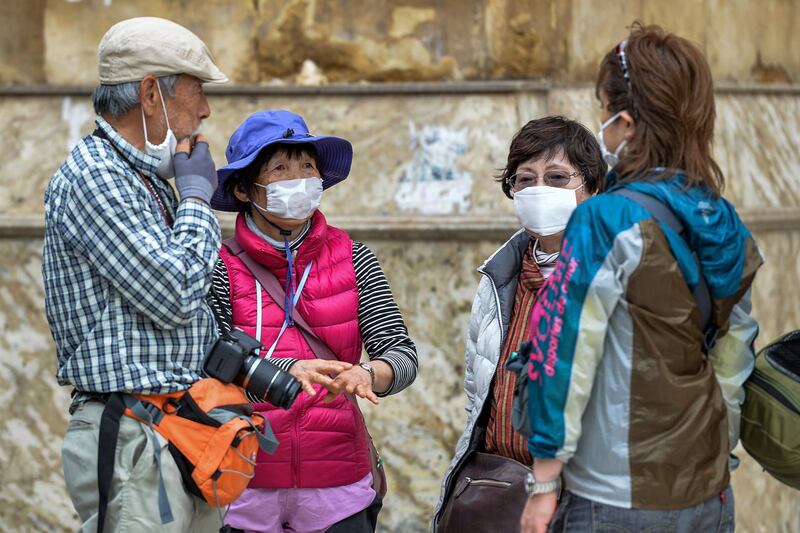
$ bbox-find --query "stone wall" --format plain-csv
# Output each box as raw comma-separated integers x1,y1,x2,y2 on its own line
1,1,798,85
1,1,799,532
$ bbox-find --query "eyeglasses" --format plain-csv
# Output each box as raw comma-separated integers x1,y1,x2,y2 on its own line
509,171,582,190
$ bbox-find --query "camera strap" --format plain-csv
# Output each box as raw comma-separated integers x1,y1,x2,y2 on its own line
223,239,313,359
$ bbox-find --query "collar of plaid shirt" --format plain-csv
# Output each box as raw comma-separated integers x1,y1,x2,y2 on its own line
97,116,177,216
97,116,161,174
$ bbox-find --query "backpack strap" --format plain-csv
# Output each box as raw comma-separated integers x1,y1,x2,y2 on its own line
611,188,718,352
97,393,174,533
97,394,125,533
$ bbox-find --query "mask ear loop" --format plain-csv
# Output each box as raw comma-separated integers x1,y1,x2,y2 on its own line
154,80,172,133
140,80,172,146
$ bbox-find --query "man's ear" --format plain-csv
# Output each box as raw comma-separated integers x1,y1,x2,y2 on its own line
620,110,636,141
139,75,160,116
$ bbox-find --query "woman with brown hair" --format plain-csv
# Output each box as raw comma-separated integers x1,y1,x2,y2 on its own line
432,116,606,533
520,24,762,532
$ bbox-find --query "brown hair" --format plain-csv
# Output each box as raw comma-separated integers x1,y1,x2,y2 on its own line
596,22,724,195
223,143,319,212
496,116,607,199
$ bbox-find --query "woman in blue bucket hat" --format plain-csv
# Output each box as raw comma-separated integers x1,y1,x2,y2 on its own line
206,110,418,533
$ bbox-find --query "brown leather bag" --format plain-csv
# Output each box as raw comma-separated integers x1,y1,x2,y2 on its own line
224,239,388,499
437,452,529,533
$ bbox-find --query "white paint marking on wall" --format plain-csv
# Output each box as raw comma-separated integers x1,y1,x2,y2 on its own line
61,97,92,152
394,121,472,215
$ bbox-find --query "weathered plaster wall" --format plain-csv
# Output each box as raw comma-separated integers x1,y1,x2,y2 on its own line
0,1,797,85
1,89,799,217
2,86,800,532
1,1,800,532
3,230,800,532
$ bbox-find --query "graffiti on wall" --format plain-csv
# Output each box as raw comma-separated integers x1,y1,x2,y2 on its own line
61,97,92,152
394,121,472,215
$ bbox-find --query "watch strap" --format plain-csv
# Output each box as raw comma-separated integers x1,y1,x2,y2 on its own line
359,362,376,387
526,471,562,497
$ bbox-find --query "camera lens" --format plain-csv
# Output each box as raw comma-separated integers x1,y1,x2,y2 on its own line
239,356,302,409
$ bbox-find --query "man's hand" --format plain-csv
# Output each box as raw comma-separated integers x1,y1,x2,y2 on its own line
520,492,558,533
324,366,380,405
174,134,218,203
288,359,352,397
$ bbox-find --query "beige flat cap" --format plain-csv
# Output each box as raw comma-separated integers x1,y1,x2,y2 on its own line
98,17,228,84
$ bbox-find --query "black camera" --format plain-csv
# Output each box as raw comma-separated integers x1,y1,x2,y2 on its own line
203,329,301,409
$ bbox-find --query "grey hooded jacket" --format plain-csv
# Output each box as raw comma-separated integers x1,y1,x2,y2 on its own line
431,230,530,531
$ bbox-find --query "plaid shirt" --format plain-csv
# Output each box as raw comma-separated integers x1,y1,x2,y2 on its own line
43,117,221,399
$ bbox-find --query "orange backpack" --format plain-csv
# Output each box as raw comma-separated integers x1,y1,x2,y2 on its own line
97,378,278,532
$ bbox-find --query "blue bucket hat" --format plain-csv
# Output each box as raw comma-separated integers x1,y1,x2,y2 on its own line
211,110,353,212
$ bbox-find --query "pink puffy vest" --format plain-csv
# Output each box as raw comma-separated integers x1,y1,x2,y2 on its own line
219,211,370,489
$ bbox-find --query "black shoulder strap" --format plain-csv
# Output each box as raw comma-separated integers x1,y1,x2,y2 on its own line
97,393,126,533
611,188,718,351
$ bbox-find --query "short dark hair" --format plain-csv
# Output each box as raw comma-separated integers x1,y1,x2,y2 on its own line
496,116,606,198
223,143,319,212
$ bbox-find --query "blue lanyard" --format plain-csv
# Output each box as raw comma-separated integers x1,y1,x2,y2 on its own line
283,236,295,327
255,259,313,359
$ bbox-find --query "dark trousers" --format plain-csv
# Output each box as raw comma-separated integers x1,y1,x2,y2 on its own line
325,495,382,533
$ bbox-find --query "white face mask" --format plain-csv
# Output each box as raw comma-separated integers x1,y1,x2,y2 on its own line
251,177,323,220
140,83,177,179
513,184,582,236
597,111,628,168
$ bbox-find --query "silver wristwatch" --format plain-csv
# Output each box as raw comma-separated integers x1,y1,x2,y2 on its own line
525,471,562,498
358,362,376,388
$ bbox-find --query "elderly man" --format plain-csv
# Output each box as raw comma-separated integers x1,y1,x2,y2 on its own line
43,17,227,532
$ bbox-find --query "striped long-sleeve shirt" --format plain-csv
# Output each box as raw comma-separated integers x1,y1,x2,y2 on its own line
206,223,418,397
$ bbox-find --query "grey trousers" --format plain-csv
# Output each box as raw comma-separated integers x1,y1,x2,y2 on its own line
549,487,735,533
61,400,220,533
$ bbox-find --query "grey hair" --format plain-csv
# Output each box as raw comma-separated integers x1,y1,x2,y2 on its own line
91,75,178,119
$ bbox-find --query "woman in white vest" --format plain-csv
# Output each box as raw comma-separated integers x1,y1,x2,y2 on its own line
433,116,606,532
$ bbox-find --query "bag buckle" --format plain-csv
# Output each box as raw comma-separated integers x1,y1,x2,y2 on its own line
141,401,165,425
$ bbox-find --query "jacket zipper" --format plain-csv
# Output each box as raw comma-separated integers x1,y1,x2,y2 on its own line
749,372,800,415
478,267,506,341
292,401,301,487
